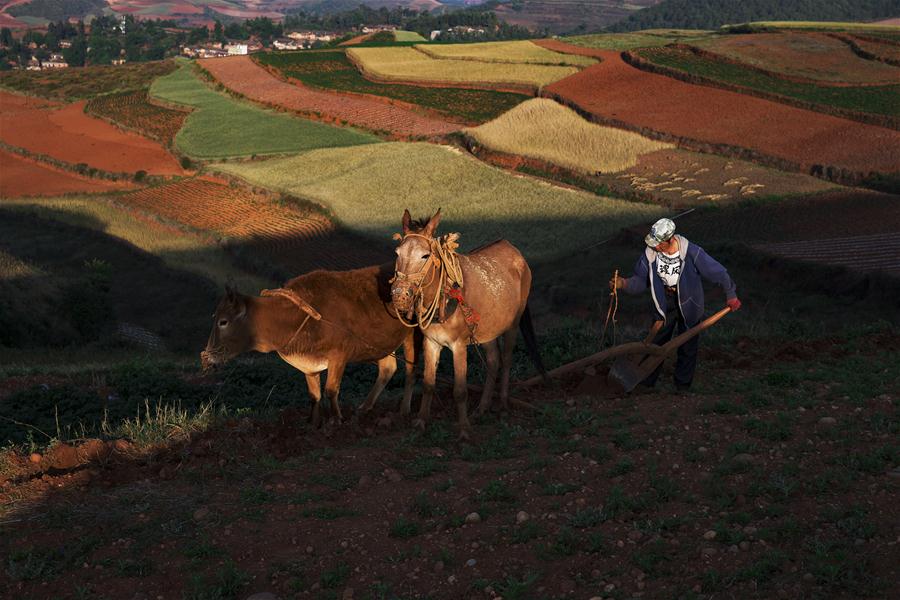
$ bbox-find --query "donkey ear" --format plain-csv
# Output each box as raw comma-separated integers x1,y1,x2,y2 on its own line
424,208,442,237
401,209,412,235
234,294,248,319
225,283,235,299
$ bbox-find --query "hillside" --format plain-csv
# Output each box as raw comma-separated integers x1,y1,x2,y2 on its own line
492,0,663,35
608,0,900,32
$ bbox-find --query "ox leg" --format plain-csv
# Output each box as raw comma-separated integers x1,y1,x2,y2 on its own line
359,355,396,414
474,339,500,418
452,341,472,440
414,337,441,430
324,360,346,425
305,372,323,428
498,325,519,411
400,332,416,416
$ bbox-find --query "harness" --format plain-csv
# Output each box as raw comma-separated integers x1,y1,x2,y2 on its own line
391,231,481,342
261,287,322,352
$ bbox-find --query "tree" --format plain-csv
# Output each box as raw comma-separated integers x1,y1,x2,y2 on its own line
0,27,12,48
63,36,87,67
213,20,225,44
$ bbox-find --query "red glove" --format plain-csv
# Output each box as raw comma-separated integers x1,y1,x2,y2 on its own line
727,297,742,312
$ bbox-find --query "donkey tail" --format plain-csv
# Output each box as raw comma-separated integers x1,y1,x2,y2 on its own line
519,304,548,381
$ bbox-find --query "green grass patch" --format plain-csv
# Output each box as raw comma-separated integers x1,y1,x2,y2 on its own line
255,50,526,123
149,62,378,159
636,45,900,118
389,516,421,539
565,29,716,51
184,560,249,600
301,505,358,520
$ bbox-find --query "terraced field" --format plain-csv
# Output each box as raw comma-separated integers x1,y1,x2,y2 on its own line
85,90,190,145
692,32,900,84
200,55,461,136
537,40,900,176
347,46,580,91
212,142,666,262
466,98,671,174
0,150,137,198
118,178,387,274
255,51,527,124
0,60,177,100
149,62,379,159
414,41,597,67
0,91,184,176
565,29,716,51
633,45,900,121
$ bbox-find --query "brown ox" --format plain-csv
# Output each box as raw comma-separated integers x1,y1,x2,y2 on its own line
201,264,415,426
391,209,544,438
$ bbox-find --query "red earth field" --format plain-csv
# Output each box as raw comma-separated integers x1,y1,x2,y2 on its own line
0,91,184,176
199,56,461,137
118,177,387,273
0,150,138,197
84,89,190,146
535,40,900,176
696,32,900,84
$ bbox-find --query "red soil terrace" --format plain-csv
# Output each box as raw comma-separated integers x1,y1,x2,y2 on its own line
0,150,137,198
0,92,184,176
535,40,900,175
199,56,461,137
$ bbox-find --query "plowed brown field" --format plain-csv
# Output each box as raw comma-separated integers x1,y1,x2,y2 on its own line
0,91,184,175
199,56,460,137
0,150,137,198
118,178,387,274
536,40,900,175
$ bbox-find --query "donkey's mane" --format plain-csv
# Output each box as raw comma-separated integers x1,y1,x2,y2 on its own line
408,216,432,233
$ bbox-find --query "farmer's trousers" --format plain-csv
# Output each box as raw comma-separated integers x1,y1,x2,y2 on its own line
642,298,699,388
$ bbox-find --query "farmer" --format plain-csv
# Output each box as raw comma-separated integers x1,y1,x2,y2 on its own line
609,218,741,391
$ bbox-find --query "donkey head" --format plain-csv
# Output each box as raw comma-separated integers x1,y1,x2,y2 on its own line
201,285,252,371
391,208,441,314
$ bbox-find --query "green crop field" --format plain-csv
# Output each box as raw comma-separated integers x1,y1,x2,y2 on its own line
254,51,528,123
467,98,672,174
149,62,379,159
415,40,597,67
0,60,177,100
565,29,716,51
347,47,579,90
637,45,900,118
212,142,665,262
394,30,427,42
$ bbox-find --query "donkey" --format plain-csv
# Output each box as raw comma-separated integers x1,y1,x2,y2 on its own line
391,209,544,438
201,263,415,426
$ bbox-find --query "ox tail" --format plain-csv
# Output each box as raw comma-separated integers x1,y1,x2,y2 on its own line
518,304,548,381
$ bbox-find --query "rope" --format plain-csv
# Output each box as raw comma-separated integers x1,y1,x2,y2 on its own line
392,232,465,331
261,288,321,353
598,269,619,348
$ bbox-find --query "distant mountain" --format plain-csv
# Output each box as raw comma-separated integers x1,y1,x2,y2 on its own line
492,0,664,35
608,0,900,32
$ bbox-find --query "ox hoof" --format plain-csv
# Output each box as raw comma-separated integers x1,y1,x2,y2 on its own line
412,418,427,431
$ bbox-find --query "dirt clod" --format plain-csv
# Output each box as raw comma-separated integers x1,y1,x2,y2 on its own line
46,443,80,470
465,512,481,524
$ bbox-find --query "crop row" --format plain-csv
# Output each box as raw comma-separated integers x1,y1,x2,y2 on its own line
85,90,189,145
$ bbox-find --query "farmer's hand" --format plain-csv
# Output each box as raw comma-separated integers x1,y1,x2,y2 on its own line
609,275,625,291
727,297,742,312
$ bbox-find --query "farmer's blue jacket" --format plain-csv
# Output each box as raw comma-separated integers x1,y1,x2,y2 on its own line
623,235,736,326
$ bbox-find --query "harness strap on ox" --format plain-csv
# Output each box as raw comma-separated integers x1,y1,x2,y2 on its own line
261,288,322,352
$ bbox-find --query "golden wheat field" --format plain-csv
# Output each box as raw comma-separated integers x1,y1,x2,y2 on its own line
212,142,665,261
346,47,579,89
414,41,597,67
467,98,672,174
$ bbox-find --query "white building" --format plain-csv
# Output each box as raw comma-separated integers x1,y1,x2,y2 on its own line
273,38,303,51
225,43,248,56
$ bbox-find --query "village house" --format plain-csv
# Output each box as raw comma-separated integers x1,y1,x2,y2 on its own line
273,37,304,51
287,31,336,44
224,42,248,56
42,53,69,68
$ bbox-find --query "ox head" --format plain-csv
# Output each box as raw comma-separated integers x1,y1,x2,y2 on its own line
201,285,252,371
391,208,441,314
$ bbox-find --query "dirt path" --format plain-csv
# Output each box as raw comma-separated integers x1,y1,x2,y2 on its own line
0,91,184,176
199,56,462,137
535,40,900,175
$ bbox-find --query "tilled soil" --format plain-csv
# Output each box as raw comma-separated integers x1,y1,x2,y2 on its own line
0,150,138,198
0,92,184,176
535,40,900,175
2,347,897,600
200,56,461,138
